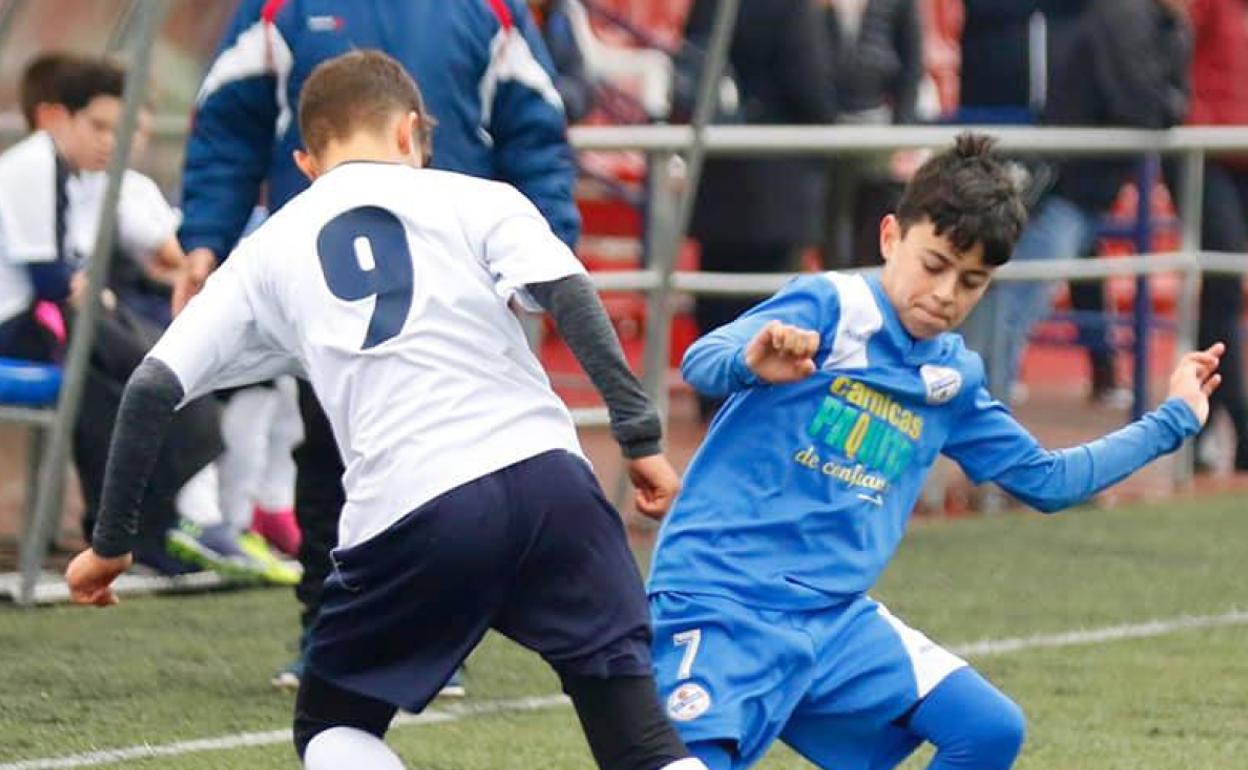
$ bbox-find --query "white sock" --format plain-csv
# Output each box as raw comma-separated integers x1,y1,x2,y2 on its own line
304,726,406,770
255,376,302,510
175,463,224,528
661,759,711,770
217,386,278,530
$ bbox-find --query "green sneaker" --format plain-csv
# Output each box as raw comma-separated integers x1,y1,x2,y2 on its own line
165,519,270,584
239,532,302,586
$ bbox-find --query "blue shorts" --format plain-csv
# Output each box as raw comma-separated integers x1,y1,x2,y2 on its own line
650,591,967,770
306,450,652,712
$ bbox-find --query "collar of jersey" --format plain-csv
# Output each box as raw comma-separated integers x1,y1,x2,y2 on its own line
864,274,943,364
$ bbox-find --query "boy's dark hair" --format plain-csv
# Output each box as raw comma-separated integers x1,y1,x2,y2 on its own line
299,49,435,157
19,51,83,130
896,133,1028,266
52,56,126,116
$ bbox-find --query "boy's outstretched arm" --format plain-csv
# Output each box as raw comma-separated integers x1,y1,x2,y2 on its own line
527,275,679,518
944,344,1222,513
681,275,837,397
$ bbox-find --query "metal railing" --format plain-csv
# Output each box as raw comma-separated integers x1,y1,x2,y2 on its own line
8,0,1248,603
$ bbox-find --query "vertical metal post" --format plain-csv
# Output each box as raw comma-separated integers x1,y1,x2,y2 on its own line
18,0,167,606
0,0,28,50
1173,148,1205,486
639,0,740,413
1129,156,1158,422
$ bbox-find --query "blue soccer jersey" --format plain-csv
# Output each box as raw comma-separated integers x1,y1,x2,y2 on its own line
649,272,1199,610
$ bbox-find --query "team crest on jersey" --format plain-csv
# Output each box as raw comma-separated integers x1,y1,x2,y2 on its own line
667,683,711,721
920,364,962,405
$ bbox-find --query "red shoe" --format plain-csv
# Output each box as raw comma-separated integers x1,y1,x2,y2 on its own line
250,506,302,558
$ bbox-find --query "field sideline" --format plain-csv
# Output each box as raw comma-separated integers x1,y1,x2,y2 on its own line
1,494,1244,769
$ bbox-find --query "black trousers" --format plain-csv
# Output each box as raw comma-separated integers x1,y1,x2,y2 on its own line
693,242,800,420
1194,162,1248,466
293,378,345,630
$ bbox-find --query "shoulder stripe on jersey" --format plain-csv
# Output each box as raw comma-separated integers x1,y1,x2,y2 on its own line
260,0,290,23
819,271,882,371
484,0,515,29
195,18,295,137
478,20,564,132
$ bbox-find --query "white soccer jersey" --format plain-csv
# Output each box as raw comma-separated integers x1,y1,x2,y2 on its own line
67,169,180,264
149,163,588,548
0,132,59,324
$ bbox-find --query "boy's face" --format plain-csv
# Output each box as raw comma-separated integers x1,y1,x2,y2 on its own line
878,214,995,339
56,95,121,171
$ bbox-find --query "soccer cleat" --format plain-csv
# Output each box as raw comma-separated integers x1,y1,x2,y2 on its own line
250,505,302,557
238,532,302,586
165,519,272,584
437,666,467,698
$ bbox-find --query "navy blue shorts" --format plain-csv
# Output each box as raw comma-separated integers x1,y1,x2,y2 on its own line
305,450,652,712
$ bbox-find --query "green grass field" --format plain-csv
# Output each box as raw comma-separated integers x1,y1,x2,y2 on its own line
1,493,1245,769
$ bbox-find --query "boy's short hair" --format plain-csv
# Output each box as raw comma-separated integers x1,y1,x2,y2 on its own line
19,51,83,129
298,49,435,157
50,56,126,116
896,133,1028,266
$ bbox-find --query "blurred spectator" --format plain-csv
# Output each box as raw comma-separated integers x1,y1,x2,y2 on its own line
821,0,923,267
681,0,836,419
961,0,1192,402
177,0,579,691
956,0,1041,123
529,0,596,122
1183,0,1248,470
0,54,241,577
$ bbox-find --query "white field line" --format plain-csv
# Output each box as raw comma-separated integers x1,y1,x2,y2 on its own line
4,609,1247,770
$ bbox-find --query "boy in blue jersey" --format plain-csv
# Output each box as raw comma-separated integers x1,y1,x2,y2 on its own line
648,134,1223,770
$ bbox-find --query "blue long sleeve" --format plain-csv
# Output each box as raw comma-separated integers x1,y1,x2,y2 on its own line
488,0,581,248
680,275,840,398
945,389,1200,513
177,0,277,260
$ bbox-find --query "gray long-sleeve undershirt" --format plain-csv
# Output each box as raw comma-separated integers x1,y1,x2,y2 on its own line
526,274,661,460
91,274,661,557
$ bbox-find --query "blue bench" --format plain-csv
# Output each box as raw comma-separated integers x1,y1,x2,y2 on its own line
0,357,63,593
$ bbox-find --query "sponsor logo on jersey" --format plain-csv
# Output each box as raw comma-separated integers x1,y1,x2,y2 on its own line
306,14,344,31
667,683,711,722
920,364,962,405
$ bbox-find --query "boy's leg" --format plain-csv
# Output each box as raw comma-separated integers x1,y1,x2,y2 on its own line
782,667,1025,770
900,667,1026,770
779,598,974,770
293,669,401,768
489,452,713,770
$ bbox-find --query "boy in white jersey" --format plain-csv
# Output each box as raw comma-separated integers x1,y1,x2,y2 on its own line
65,50,706,770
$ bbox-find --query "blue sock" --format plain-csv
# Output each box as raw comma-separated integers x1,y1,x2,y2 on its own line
688,740,734,770
907,667,1026,770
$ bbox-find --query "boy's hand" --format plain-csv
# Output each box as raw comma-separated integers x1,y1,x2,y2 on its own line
173,248,218,316
628,454,682,520
745,320,821,384
1168,342,1224,426
65,549,132,607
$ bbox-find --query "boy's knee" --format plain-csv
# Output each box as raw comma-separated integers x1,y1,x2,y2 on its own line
967,696,1027,767
292,670,395,760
